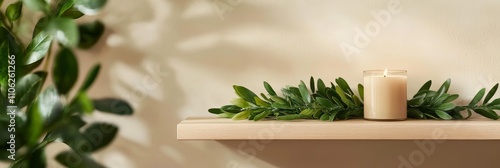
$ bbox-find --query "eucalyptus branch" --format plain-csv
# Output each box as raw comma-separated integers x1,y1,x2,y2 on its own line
209,77,500,121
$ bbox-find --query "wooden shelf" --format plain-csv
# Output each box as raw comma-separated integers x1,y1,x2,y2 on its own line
177,117,500,140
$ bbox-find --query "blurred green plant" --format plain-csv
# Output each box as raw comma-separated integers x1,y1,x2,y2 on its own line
1,0,133,167
209,77,500,121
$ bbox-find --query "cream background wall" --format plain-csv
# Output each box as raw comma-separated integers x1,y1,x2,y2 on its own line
3,0,500,167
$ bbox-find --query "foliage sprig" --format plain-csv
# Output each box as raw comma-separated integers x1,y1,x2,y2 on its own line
209,77,500,121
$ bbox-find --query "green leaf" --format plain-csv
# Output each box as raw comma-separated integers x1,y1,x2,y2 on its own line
474,108,499,120
263,81,277,96
26,86,62,146
329,111,339,121
335,85,353,107
469,88,486,106
417,80,432,93
11,146,47,168
22,0,49,13
75,92,94,114
407,108,424,119
56,0,77,16
74,0,107,15
80,63,101,91
82,122,118,152
78,20,105,49
33,16,49,38
316,97,335,108
299,109,314,117
358,84,364,101
220,105,242,113
53,47,78,95
270,96,287,105
23,31,53,65
435,110,452,120
299,80,311,104
56,151,105,168
230,98,249,108
61,8,84,19
218,112,235,118
484,83,498,105
408,95,425,107
254,97,270,107
438,103,456,111
489,98,500,106
254,111,269,121
6,1,23,21
15,72,46,108
309,77,315,93
232,110,251,120
443,94,459,103
233,85,258,104
436,79,451,97
277,114,302,120
93,98,133,115
335,77,353,95
317,79,326,96
52,18,79,47
320,113,329,121
208,108,223,114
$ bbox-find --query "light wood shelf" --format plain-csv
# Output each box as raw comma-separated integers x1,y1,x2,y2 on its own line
177,117,500,140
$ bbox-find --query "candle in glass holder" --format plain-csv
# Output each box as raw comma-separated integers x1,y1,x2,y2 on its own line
364,70,407,121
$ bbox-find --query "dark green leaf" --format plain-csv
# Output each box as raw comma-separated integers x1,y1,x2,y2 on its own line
74,0,107,15
407,108,424,119
52,18,79,47
489,98,500,106
80,63,101,91
436,110,452,120
299,81,311,103
82,122,118,152
417,80,432,93
10,147,47,168
465,109,473,119
220,105,242,113
22,0,49,13
32,16,49,38
335,77,353,95
23,31,53,65
335,85,353,107
56,0,77,16
93,98,133,115
6,1,23,21
56,151,105,168
232,110,250,120
277,114,302,120
208,108,223,114
263,81,277,96
484,83,498,105
474,108,499,120
78,20,105,49
317,78,326,96
53,48,78,95
254,111,269,121
438,103,456,111
61,8,84,19
233,85,258,104
358,84,364,101
469,88,486,106
408,95,425,107
316,97,335,108
309,77,315,93
15,72,46,108
443,94,459,104
436,79,451,97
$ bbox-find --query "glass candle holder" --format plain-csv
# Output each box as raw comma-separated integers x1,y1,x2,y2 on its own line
364,70,407,121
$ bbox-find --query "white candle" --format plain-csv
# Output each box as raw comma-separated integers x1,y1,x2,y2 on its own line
364,70,407,120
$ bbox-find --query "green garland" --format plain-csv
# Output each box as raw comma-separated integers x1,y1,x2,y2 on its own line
208,77,500,121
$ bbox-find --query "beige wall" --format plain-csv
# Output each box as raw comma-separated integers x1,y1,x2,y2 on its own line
3,0,500,167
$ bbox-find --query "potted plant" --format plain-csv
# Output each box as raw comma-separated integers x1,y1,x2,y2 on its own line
1,0,133,167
